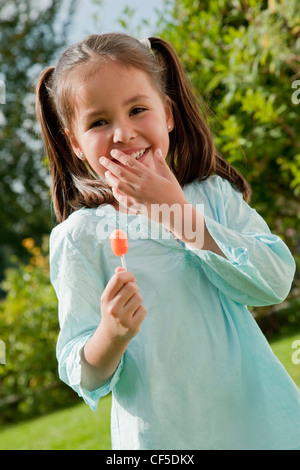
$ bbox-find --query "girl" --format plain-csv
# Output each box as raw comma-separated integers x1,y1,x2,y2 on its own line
36,33,300,450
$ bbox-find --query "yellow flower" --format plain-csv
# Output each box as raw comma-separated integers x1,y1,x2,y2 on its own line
25,264,34,273
22,238,35,251
32,247,41,256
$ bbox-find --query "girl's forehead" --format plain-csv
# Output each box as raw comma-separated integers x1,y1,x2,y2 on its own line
78,60,153,88
74,62,160,108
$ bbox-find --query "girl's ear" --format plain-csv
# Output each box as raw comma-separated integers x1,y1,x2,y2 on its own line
65,128,81,159
165,95,174,132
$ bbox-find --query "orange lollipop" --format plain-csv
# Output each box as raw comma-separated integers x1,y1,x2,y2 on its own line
110,229,128,270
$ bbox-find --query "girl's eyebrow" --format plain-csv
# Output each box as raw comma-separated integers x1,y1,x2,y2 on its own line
124,94,150,106
82,94,150,123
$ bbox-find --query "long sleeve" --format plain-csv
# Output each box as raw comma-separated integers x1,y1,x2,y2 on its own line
184,176,296,307
49,213,123,411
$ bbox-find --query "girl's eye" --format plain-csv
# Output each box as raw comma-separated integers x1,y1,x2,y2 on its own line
90,119,107,128
130,107,146,116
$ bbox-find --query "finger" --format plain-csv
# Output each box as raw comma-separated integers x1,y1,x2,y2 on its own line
100,155,140,183
104,168,138,199
115,282,140,310
122,291,143,316
130,305,148,332
110,149,145,177
104,169,121,187
153,148,172,178
103,270,136,301
115,266,125,274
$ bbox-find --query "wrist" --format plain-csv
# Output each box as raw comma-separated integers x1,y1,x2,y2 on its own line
84,321,130,370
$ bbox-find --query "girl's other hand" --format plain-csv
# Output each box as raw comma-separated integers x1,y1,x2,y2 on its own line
100,148,188,216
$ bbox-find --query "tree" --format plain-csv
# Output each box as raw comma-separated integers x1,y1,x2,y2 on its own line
159,0,300,226
157,0,300,328
0,0,77,283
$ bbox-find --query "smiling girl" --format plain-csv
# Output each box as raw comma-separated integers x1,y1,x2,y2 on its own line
36,33,300,450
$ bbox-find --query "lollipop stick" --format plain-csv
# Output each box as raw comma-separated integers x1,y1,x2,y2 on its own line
121,254,127,271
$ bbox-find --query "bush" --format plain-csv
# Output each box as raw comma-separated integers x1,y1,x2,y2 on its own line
0,237,78,424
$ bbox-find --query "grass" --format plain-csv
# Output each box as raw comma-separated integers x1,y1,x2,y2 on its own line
0,394,112,450
1,328,300,450
268,326,300,388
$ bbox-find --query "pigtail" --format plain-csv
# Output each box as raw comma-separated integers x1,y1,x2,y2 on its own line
36,66,114,223
36,66,73,222
150,38,215,182
149,37,252,202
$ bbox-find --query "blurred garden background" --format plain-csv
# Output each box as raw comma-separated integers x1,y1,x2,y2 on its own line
0,0,300,450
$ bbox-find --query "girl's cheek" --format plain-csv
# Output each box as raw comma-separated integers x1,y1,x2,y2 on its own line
84,136,109,160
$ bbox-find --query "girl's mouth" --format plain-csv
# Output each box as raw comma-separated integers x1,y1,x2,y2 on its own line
131,147,150,163
131,148,146,160
112,148,150,166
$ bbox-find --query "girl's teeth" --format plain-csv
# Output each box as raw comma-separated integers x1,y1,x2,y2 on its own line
131,149,146,159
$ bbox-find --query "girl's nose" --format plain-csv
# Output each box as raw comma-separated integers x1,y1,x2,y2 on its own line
113,125,136,144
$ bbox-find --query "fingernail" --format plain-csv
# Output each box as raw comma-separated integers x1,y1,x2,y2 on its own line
115,266,124,272
111,149,118,157
156,148,163,158
100,156,106,164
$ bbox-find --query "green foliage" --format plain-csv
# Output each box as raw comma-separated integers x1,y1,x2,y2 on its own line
0,0,77,283
160,1,300,199
0,237,78,424
158,0,300,324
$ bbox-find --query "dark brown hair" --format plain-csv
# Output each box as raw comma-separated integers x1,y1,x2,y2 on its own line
36,33,251,223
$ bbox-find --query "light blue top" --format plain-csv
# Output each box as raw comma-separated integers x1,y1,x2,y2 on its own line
50,175,300,450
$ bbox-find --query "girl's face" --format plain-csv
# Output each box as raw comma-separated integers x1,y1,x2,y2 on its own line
66,62,174,178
